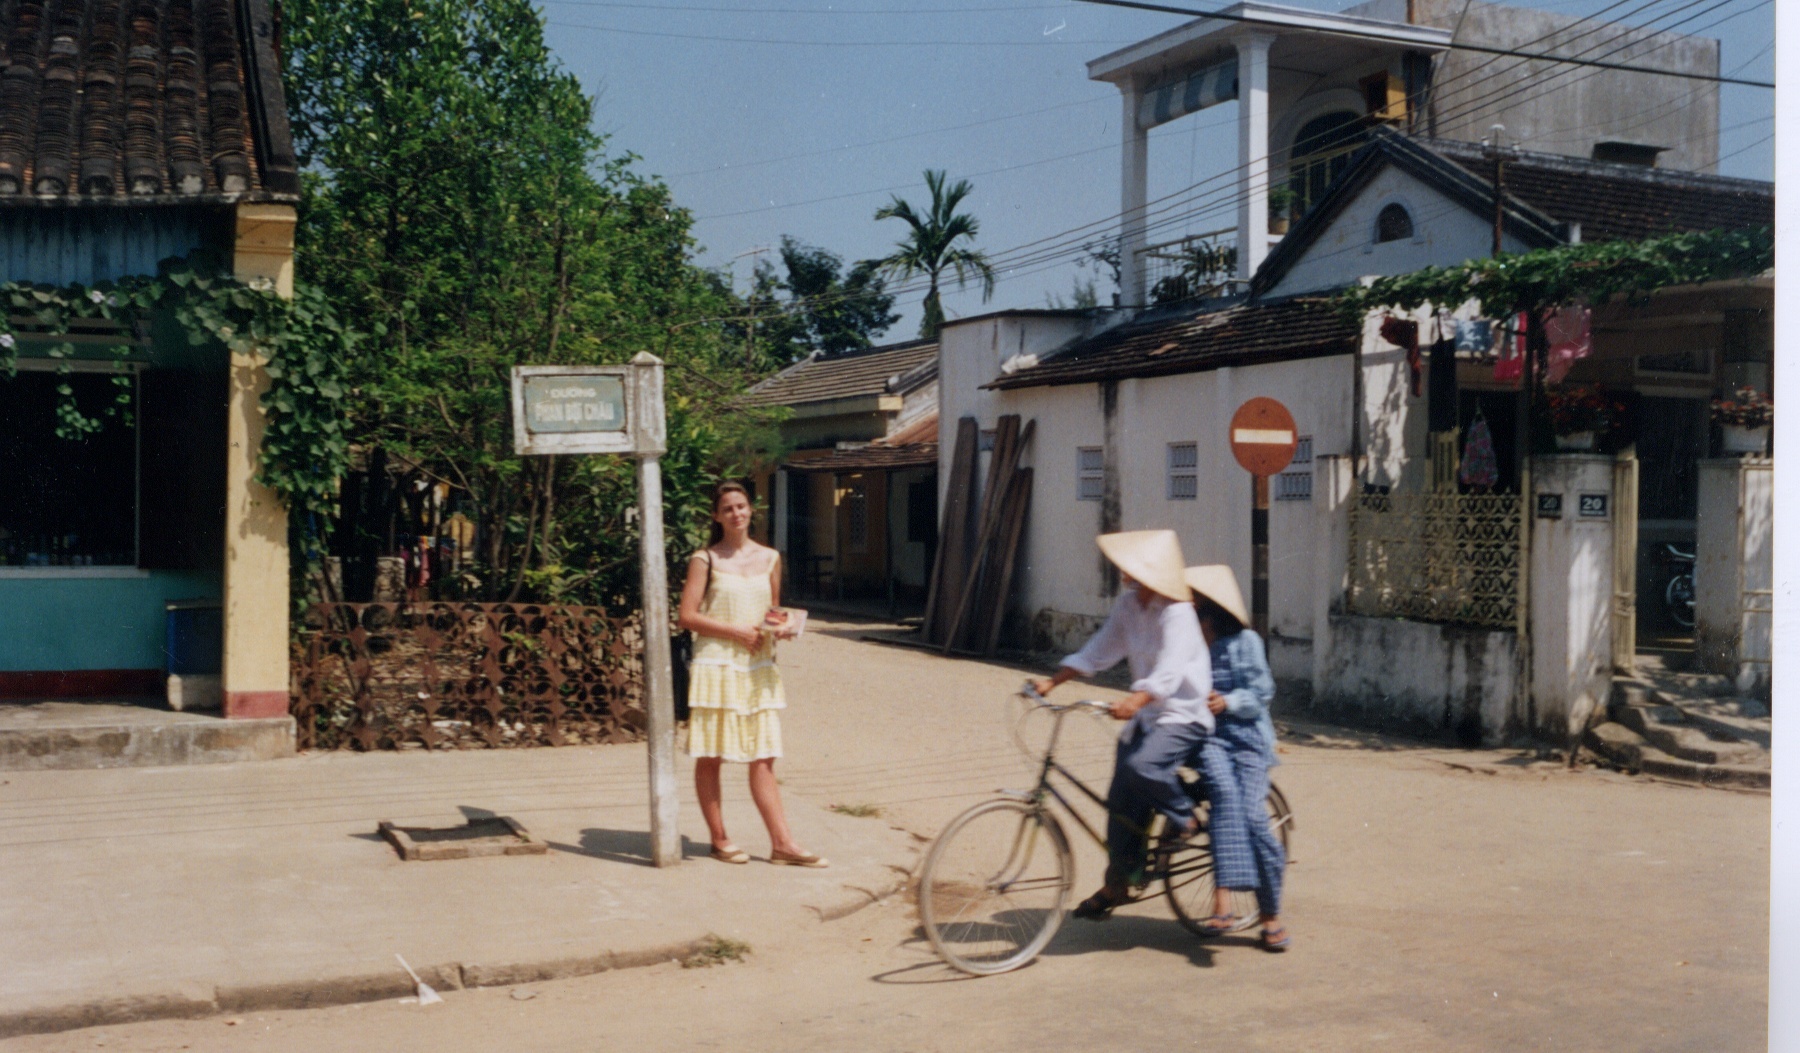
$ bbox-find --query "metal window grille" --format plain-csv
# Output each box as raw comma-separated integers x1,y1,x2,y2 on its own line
1167,442,1198,500
1077,446,1104,501
1275,435,1313,501
1346,491,1521,630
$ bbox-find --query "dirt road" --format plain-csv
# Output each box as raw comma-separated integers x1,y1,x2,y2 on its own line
3,617,1768,1052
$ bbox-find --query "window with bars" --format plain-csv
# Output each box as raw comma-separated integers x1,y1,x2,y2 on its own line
1167,442,1197,500
1077,447,1104,501
1275,434,1313,501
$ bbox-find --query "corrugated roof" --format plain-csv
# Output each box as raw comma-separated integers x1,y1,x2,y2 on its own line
0,0,297,204
786,441,937,474
742,339,936,409
987,297,1356,390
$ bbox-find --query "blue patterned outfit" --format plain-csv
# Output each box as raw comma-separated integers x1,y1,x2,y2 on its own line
1208,629,1285,916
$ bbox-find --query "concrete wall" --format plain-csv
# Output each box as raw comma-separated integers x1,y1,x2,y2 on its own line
1313,613,1521,746
1263,164,1536,299
1412,0,1719,173
1695,457,1772,695
1529,455,1616,746
0,570,220,674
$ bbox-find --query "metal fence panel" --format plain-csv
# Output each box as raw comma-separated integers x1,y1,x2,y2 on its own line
291,602,646,751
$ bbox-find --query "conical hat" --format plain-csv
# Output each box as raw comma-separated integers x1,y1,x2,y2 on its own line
1184,564,1250,628
1096,530,1191,602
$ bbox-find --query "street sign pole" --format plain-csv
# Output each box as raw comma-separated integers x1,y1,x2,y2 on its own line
1229,397,1298,639
512,353,679,868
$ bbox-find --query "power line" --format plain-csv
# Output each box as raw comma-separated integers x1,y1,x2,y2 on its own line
1068,0,1774,87
542,0,1073,12
547,19,1127,46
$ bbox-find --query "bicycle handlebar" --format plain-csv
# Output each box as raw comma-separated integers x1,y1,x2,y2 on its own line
1018,681,1111,714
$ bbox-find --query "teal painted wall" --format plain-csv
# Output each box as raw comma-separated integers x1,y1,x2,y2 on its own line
0,570,221,671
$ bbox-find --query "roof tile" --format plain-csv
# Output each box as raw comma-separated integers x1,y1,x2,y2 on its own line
742,339,937,408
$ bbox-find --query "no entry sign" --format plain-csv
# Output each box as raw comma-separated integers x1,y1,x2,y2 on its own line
1229,397,1298,477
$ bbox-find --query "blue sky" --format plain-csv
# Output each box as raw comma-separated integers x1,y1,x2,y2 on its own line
538,0,1776,338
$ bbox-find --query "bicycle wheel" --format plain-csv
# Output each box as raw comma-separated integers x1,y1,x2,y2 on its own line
1165,785,1293,937
918,798,1073,975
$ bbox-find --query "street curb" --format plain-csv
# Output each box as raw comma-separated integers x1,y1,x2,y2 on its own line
0,873,915,1041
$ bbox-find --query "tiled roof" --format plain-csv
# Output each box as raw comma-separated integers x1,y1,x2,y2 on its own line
987,297,1357,390
1425,138,1774,244
786,441,938,474
0,0,297,203
742,338,936,409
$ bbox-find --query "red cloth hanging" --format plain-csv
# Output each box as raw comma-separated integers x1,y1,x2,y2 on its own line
1380,315,1422,397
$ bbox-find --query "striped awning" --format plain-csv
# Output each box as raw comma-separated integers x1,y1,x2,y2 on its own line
1138,57,1238,129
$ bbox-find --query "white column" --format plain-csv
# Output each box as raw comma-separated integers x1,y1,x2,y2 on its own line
1234,33,1275,284
1120,83,1149,307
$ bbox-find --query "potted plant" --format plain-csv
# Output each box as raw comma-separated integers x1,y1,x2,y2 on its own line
1268,185,1297,236
1711,386,1773,454
1545,384,1620,451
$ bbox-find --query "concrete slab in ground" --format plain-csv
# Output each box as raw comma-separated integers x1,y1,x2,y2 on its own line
0,734,918,1037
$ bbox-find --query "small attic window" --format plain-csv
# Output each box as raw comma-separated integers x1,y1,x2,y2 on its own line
1592,141,1666,167
1375,203,1413,243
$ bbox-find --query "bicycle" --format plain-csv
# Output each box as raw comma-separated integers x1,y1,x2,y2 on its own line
916,683,1293,975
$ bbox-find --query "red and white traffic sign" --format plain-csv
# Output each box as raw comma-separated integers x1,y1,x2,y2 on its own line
1229,397,1298,477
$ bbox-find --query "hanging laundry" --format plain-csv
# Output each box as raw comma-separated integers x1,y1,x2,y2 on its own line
1493,312,1528,382
1459,413,1499,489
1380,315,1423,397
1453,319,1493,354
1543,305,1593,384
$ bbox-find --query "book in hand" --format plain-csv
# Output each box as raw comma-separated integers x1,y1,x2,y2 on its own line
761,607,807,640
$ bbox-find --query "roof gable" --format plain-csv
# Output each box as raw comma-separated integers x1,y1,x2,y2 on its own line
0,0,298,204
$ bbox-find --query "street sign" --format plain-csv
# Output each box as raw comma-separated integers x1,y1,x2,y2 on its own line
1229,397,1298,477
510,355,679,868
510,364,664,456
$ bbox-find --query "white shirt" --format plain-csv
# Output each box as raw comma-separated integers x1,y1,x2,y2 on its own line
1060,591,1215,730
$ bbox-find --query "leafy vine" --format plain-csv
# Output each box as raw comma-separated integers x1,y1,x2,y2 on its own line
0,253,358,519
1337,226,1774,319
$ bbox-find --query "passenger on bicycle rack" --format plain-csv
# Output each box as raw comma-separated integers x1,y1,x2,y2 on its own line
1188,564,1290,952
1029,529,1221,922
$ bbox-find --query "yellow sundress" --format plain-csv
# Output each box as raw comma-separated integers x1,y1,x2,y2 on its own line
682,554,785,762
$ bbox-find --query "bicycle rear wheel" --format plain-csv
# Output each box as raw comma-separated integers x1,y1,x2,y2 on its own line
1164,785,1293,937
918,798,1073,975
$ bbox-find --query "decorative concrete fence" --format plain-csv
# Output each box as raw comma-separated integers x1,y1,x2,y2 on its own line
291,602,646,750
1695,457,1772,697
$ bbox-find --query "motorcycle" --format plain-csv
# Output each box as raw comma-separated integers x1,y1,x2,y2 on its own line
1662,542,1696,630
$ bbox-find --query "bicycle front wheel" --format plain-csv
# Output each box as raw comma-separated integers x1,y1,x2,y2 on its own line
918,798,1073,975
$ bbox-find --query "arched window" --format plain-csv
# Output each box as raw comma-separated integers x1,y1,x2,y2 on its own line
1375,203,1414,243
1288,111,1365,216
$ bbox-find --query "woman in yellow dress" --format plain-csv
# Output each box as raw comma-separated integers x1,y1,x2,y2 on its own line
676,482,827,867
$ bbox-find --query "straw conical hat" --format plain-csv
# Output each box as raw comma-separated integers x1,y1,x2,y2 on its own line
1096,530,1191,602
1184,564,1250,628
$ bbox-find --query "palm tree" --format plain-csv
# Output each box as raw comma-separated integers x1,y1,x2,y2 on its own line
874,170,996,339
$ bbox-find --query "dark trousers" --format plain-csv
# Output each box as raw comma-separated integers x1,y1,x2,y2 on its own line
1104,707,1208,887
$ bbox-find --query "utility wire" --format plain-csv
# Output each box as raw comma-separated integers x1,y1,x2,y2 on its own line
547,19,1127,45
1068,0,1773,87
541,0,1074,12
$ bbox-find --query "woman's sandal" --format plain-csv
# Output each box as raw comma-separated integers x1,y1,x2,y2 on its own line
710,844,750,864
1260,924,1291,952
770,848,829,868
1071,887,1130,921
1197,913,1238,938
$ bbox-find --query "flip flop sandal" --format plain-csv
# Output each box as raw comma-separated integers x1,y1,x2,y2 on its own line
1260,925,1291,952
710,845,750,864
1198,913,1238,938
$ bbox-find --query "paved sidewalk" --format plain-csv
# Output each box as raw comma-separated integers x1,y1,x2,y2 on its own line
0,737,917,1038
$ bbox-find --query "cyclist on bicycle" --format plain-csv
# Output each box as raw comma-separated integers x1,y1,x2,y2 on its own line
1030,529,1224,921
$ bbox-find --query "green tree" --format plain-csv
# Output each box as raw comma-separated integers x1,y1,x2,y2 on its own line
283,0,778,606
736,237,899,366
874,170,997,339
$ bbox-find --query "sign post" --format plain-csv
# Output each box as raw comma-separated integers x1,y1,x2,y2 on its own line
1228,398,1299,638
512,354,680,868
